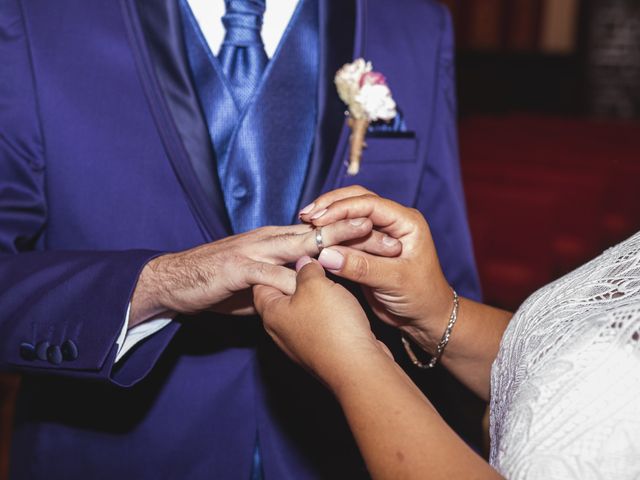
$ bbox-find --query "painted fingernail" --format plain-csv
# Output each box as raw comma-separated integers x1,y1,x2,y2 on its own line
296,256,313,272
383,235,399,247
299,203,315,216
311,208,327,220
318,248,344,271
350,218,366,226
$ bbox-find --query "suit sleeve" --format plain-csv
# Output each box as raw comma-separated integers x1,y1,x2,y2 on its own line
0,0,179,387
414,5,482,302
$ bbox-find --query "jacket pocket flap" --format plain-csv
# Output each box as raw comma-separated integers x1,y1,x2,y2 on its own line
362,137,418,164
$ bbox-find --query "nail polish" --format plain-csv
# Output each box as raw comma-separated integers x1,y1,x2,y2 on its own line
318,248,344,271
296,256,313,272
299,203,315,216
383,235,399,246
311,208,327,220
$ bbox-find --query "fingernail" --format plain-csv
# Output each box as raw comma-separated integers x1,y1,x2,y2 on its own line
295,256,313,272
299,203,315,216
383,235,399,247
311,208,327,220
350,218,366,226
318,248,344,271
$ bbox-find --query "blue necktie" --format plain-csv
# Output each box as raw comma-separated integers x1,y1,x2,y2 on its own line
181,0,317,234
218,0,268,110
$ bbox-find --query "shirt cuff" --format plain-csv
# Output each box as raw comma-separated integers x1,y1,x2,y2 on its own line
115,304,173,362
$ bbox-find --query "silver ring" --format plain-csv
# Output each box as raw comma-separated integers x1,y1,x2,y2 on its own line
314,227,325,254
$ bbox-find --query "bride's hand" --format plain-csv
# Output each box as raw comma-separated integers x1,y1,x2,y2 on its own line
299,186,453,353
253,256,391,390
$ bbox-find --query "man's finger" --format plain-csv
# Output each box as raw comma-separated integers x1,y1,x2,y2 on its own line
259,217,373,264
298,185,376,220
245,263,297,295
306,217,373,255
317,246,396,289
253,284,288,317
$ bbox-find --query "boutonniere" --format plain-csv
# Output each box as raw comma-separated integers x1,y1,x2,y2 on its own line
335,59,397,175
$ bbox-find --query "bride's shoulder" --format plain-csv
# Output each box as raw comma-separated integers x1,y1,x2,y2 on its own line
497,230,640,367
489,232,640,478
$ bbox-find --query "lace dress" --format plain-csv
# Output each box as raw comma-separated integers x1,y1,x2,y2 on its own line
490,231,640,479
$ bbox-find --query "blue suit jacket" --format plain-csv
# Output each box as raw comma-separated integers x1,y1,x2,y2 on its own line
0,0,481,478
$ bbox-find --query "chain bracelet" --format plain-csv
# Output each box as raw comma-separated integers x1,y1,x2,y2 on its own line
401,289,459,369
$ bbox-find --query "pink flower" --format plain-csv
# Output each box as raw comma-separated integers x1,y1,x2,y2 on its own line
335,58,396,121
359,71,387,87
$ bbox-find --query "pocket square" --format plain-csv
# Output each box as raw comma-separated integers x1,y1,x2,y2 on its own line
367,108,414,137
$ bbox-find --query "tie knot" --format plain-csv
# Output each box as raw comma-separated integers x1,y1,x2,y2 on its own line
222,0,266,47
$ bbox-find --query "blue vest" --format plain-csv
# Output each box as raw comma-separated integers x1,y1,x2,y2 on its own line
180,0,319,233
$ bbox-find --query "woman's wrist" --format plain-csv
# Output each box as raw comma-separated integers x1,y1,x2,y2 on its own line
400,287,456,356
322,341,396,399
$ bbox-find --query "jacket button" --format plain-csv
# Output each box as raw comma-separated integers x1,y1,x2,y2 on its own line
232,184,248,200
36,341,50,361
19,342,36,361
61,340,78,361
47,345,63,365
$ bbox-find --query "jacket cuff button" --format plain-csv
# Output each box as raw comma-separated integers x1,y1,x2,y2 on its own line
36,341,50,361
61,340,79,361
47,345,63,365
19,342,36,361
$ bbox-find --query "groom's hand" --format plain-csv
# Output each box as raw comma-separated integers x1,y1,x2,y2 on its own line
129,219,399,326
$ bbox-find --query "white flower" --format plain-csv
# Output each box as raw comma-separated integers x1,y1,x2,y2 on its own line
356,83,397,122
334,58,399,175
335,58,371,107
334,58,397,122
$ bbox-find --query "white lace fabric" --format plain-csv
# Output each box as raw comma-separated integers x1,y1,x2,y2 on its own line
490,231,640,479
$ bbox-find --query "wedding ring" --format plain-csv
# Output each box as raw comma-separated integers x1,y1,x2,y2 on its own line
314,227,325,254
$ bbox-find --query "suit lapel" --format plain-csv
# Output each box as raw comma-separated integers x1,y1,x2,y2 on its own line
121,0,231,240
122,0,363,232
299,0,364,209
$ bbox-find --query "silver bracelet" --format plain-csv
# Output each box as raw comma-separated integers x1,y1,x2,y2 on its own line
401,289,459,369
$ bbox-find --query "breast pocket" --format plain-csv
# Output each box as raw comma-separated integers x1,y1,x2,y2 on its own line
337,136,421,207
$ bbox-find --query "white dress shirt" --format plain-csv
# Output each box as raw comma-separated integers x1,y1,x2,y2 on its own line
116,0,300,362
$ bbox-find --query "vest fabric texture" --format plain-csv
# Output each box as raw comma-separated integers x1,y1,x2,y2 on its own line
181,0,319,233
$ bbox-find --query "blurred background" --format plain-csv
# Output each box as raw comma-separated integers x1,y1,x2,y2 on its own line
441,0,640,311
1,0,639,477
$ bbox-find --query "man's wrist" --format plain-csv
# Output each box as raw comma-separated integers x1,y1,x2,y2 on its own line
129,255,177,328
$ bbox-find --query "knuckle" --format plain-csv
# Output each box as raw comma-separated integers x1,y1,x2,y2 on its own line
408,208,423,222
251,262,273,280
349,255,370,281
361,193,378,203
257,226,277,238
351,185,371,195
274,231,307,250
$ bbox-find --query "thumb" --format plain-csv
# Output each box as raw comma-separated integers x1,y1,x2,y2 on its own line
294,256,328,293
317,246,389,289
